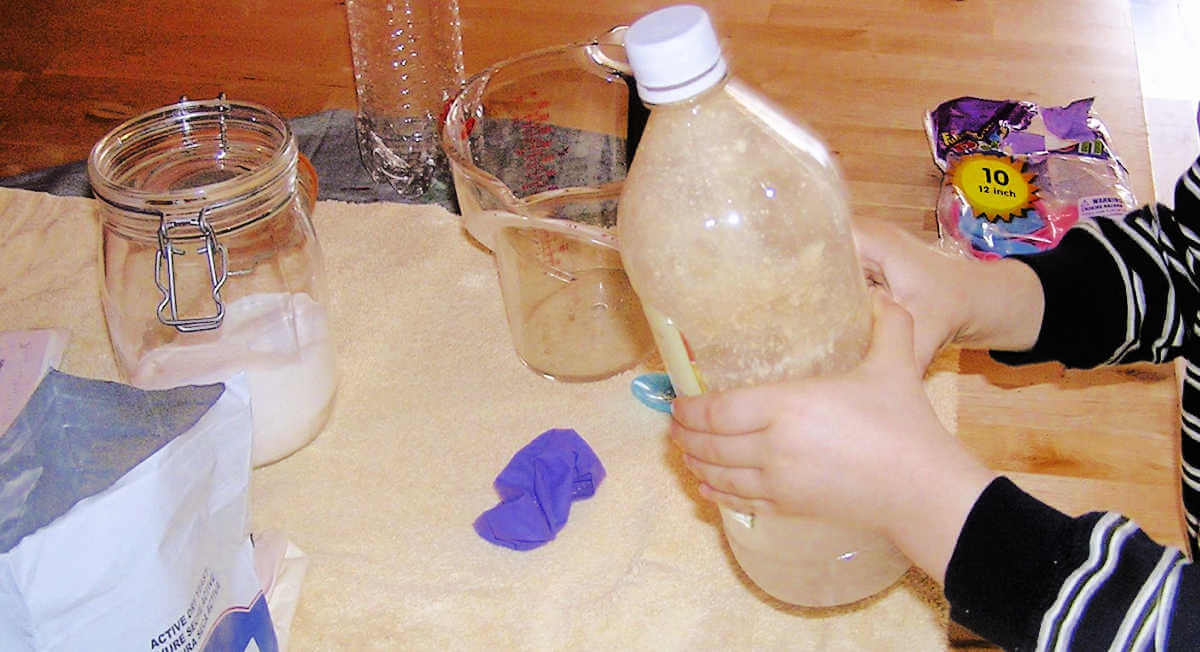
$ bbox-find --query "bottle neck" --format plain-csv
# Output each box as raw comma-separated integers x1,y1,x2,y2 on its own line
89,98,302,242
639,71,730,109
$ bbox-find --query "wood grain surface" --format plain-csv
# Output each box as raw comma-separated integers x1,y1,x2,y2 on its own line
0,0,1184,644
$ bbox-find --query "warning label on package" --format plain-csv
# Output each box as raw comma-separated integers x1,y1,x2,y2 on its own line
149,568,221,651
1079,195,1129,219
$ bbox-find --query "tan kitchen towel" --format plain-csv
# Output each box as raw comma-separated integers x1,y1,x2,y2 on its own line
0,186,958,650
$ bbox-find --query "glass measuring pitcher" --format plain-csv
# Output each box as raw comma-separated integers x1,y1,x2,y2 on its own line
440,29,655,381
88,96,337,467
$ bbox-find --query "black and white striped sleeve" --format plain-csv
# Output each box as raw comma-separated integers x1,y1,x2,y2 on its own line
950,157,1200,649
944,477,1200,651
990,196,1196,370
991,160,1200,553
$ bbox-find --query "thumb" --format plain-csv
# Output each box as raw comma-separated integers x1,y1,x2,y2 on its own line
864,289,919,375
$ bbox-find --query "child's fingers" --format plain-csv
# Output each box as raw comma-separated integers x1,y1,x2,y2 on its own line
671,384,789,435
682,454,769,502
669,420,767,468
697,483,776,518
866,289,919,375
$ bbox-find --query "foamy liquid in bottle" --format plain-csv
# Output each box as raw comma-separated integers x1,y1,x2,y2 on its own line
619,5,910,606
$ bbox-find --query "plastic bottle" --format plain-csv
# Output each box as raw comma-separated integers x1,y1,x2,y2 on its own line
618,5,910,607
345,0,465,199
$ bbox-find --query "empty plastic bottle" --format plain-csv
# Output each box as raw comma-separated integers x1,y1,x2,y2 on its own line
345,0,465,198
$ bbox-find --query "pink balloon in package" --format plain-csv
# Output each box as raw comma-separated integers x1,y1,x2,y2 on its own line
925,96,1137,259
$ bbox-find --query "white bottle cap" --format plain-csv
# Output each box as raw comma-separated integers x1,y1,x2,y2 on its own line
625,5,728,104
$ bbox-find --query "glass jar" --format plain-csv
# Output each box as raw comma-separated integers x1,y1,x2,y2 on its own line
88,96,337,467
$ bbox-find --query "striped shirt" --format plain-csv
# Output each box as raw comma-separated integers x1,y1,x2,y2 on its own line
944,154,1200,650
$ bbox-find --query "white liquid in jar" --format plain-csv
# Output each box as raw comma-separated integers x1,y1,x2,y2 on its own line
130,292,337,467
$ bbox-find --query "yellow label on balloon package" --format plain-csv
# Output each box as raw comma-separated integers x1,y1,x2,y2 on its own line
948,153,1039,222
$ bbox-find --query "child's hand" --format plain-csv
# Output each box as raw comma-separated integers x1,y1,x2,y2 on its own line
853,218,1043,366
853,219,970,368
669,292,996,583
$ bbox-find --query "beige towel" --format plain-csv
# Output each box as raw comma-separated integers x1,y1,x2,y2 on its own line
0,187,959,650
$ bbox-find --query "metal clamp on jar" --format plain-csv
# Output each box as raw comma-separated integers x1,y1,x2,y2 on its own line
88,95,337,467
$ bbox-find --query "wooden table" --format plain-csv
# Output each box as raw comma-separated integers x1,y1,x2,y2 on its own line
1,0,1183,644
